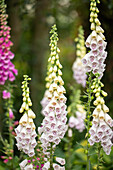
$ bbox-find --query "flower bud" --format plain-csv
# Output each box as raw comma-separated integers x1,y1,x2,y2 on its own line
103,104,109,113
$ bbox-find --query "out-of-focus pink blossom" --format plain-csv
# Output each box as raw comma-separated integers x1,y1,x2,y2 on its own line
2,90,11,99
9,126,13,130
9,109,14,119
3,159,8,163
14,121,19,126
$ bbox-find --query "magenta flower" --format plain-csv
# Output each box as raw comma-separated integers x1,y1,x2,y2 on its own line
9,109,14,119
2,90,11,99
3,159,8,163
0,0,18,85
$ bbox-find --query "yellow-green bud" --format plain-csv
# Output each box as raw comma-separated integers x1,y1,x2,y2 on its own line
91,22,95,30
95,92,100,97
101,90,107,97
53,66,57,72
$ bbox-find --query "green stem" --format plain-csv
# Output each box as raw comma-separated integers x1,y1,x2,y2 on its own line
50,143,53,170
97,143,102,170
86,72,92,170
67,135,73,170
7,106,14,169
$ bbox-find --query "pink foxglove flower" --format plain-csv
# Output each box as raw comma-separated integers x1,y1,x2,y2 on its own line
15,76,37,157
0,0,18,85
82,30,107,79
15,113,37,157
82,3,107,79
83,0,113,156
39,25,67,167
88,78,113,155
88,107,113,155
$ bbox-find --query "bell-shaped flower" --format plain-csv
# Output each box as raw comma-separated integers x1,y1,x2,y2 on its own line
56,157,65,165
42,161,50,170
19,159,28,169
104,113,113,127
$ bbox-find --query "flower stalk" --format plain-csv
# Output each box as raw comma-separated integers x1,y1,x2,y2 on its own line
82,0,113,168
84,72,93,170
39,24,67,169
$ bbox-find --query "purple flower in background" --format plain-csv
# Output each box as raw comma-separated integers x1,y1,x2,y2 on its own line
2,90,11,99
0,0,18,85
72,58,87,87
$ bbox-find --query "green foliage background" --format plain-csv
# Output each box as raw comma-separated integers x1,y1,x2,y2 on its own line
0,0,113,169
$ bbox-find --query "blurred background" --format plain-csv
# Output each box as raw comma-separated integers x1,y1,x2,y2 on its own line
0,0,113,143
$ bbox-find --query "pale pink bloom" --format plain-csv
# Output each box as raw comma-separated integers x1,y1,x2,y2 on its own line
19,159,28,169
88,137,95,146
15,117,37,156
82,32,107,78
53,163,61,169
68,116,76,128
56,157,65,165
40,93,67,155
42,161,50,170
72,58,87,87
105,113,113,127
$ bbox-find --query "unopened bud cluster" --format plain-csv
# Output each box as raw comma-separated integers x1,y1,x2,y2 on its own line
15,75,37,157
0,0,18,85
88,78,113,155
39,25,67,158
82,0,107,79
72,26,87,87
